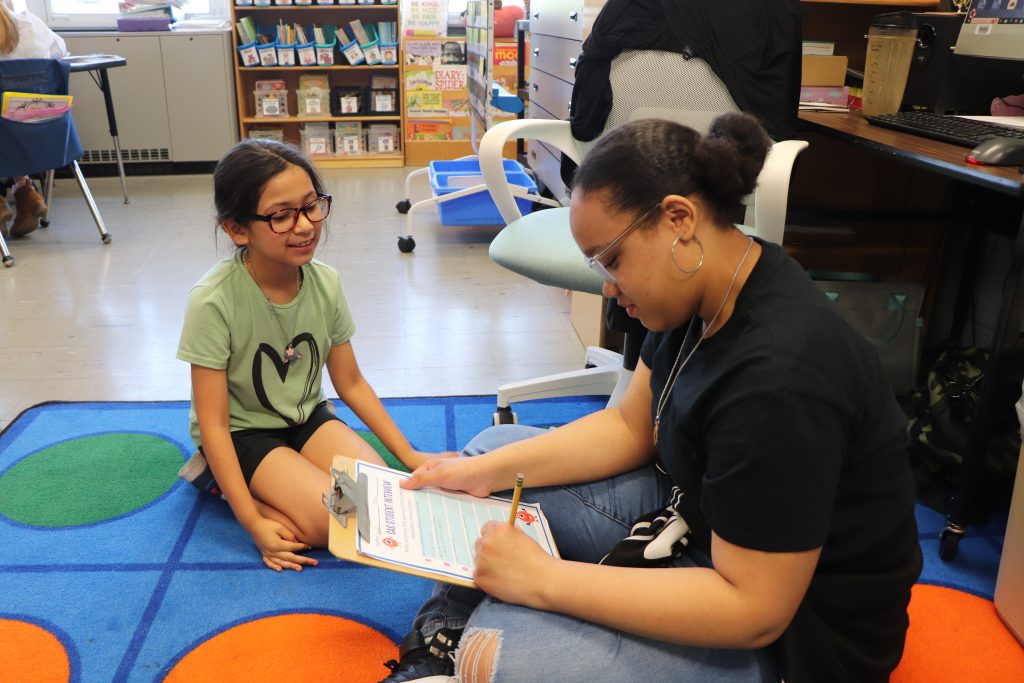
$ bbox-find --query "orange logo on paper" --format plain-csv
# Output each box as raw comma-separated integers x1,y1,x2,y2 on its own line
382,537,399,548
515,509,536,525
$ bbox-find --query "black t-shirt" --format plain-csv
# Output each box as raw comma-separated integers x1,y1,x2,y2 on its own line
640,240,922,683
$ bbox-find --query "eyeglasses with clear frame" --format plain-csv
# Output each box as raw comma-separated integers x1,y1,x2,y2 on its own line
585,202,661,284
240,194,332,234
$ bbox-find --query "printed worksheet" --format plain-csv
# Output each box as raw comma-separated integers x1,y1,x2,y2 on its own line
355,460,558,584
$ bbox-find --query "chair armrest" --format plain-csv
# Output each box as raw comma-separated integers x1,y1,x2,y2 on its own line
479,118,584,224
751,139,809,246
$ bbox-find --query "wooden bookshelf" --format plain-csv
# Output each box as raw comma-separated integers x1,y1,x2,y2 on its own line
402,35,521,165
229,2,405,168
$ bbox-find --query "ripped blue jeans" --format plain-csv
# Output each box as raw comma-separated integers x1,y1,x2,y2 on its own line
410,425,779,683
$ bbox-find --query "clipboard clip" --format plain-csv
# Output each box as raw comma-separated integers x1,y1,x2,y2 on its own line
323,468,372,543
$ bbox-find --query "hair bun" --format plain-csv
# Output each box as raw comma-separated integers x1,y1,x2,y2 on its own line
694,113,771,207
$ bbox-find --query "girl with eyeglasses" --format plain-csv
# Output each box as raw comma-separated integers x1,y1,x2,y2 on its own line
382,114,921,683
177,139,453,572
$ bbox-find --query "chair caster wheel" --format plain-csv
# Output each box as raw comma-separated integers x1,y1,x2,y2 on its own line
39,219,50,228
939,527,961,561
396,199,411,214
493,407,517,426
2,256,13,267
102,234,112,245
398,236,415,253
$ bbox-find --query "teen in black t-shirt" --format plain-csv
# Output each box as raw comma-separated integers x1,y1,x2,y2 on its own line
381,114,920,683
643,239,921,681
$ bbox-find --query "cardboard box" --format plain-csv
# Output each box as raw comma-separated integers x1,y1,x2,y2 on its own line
801,55,848,87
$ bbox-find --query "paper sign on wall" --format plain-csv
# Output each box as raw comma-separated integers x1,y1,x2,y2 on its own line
403,0,448,36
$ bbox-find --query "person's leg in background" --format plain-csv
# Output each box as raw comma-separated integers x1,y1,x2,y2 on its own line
7,175,46,237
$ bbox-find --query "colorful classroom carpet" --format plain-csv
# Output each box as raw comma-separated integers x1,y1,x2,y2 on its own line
0,398,1022,682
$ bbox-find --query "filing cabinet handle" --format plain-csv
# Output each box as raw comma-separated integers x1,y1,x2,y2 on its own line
569,11,578,21
533,47,540,56
533,11,539,18
569,57,578,68
533,82,539,91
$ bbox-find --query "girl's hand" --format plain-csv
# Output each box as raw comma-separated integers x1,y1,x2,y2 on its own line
402,449,459,470
400,456,491,497
248,517,318,572
472,520,558,608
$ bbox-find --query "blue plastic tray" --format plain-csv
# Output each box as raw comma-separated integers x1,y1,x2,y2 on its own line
428,158,537,226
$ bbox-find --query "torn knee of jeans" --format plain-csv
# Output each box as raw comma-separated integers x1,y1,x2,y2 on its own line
455,627,502,683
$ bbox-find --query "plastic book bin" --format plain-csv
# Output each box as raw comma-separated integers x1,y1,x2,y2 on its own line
340,39,366,65
315,40,337,66
257,41,279,67
297,42,316,66
238,41,260,67
379,42,398,65
428,159,536,226
361,40,382,65
277,43,296,66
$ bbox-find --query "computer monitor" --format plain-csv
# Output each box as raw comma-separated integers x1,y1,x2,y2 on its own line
955,0,1024,60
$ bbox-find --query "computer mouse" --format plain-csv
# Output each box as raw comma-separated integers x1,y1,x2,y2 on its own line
966,137,1024,166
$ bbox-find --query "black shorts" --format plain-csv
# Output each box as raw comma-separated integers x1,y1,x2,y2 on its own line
201,401,343,484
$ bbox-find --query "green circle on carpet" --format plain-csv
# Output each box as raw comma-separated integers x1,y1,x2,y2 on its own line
0,433,183,527
356,430,406,471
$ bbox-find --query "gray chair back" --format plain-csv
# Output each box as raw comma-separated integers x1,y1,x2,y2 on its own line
605,50,741,137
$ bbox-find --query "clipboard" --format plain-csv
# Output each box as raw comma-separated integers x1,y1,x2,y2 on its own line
325,455,558,588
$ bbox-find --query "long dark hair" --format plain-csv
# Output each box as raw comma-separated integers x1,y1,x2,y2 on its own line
571,113,771,227
213,139,326,227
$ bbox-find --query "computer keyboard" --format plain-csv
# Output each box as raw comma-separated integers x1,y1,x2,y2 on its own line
865,111,1024,148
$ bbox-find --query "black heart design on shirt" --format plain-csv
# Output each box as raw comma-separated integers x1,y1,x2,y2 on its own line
252,332,320,427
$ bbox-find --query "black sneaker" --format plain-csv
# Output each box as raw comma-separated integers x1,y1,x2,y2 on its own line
379,627,462,682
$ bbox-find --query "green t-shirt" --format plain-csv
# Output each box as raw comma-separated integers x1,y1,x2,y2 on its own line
177,253,356,445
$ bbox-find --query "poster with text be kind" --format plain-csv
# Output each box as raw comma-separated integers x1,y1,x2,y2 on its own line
404,0,449,36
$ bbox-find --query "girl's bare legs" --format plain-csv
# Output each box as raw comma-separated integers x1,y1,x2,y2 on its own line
246,420,383,550
249,447,333,546
300,419,385,471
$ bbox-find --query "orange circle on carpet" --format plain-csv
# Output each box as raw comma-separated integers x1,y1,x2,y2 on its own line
893,584,1024,682
164,613,396,682
0,619,70,681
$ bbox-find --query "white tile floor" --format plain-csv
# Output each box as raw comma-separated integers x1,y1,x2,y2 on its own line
0,167,585,430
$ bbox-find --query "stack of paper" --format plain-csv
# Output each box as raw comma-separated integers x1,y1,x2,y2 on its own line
117,0,181,31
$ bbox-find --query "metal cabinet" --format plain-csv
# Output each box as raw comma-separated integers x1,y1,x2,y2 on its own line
61,30,237,164
525,0,605,203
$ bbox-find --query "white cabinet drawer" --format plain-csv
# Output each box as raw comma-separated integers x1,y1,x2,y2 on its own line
528,68,573,121
528,139,569,204
525,101,570,204
529,33,581,85
529,0,586,41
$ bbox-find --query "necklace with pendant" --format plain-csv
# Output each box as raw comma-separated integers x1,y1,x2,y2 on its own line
652,237,754,446
242,248,304,364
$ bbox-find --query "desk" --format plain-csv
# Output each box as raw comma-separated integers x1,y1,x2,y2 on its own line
62,54,129,204
799,110,1024,560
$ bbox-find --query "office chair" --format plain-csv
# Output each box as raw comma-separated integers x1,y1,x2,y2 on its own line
0,58,111,267
478,50,808,424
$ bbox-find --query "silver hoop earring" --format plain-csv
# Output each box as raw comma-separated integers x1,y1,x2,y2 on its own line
671,236,704,274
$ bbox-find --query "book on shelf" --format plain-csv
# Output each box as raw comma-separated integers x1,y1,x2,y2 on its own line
325,456,559,588
799,85,849,107
802,40,836,56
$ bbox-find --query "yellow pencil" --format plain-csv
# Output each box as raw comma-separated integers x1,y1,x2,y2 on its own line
507,473,524,526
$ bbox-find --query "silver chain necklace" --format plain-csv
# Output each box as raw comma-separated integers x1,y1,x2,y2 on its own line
653,237,754,445
242,248,304,364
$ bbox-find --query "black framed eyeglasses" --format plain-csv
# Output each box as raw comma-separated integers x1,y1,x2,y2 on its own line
240,194,332,234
